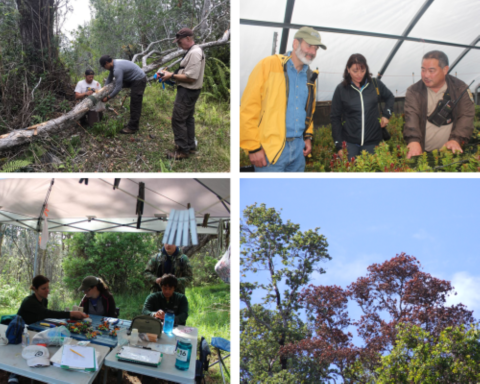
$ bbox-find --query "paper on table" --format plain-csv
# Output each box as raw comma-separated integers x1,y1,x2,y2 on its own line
60,345,95,369
51,346,100,372
117,346,161,364
148,343,176,355
175,327,195,335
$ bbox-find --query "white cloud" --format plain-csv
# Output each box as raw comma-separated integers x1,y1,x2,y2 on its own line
311,253,381,287
413,228,435,241
446,272,480,314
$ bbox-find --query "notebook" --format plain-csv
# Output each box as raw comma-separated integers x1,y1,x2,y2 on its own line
51,345,97,372
116,346,162,367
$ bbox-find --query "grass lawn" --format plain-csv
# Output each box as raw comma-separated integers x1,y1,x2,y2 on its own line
0,283,230,383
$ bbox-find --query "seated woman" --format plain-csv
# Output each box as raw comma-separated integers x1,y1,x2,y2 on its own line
142,274,189,326
330,53,395,159
79,276,117,317
17,275,87,325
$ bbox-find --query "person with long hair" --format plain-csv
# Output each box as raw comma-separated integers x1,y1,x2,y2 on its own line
79,276,117,317
17,275,87,325
330,53,395,159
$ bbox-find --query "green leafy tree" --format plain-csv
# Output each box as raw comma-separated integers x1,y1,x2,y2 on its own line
240,203,332,382
63,232,156,293
377,323,480,383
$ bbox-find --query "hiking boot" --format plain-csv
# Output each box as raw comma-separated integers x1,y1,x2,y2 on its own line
166,150,189,160
175,144,196,154
119,127,138,134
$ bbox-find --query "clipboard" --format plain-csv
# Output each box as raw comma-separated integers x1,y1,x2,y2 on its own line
58,345,97,371
116,346,162,367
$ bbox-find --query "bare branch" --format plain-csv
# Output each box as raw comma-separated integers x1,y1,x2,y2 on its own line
131,37,172,64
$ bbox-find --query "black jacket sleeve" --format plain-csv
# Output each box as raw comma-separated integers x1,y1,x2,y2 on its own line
378,79,395,119
106,294,117,317
330,84,344,151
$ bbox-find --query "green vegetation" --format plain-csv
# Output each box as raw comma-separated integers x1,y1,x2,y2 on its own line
240,105,480,172
0,0,230,172
0,277,230,383
0,228,230,382
377,323,480,383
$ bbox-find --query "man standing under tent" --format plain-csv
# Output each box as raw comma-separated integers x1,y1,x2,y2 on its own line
74,69,105,128
143,243,193,295
240,27,324,172
99,55,147,134
404,50,475,158
158,28,206,160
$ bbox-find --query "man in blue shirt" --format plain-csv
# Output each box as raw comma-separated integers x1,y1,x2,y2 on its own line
250,27,326,172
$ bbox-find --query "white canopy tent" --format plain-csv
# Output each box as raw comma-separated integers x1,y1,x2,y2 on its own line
240,0,480,101
0,178,230,276
0,178,230,234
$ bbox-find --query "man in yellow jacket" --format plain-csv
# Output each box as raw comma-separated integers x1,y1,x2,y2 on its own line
240,27,325,172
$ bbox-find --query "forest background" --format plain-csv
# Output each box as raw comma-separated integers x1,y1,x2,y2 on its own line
0,227,230,383
0,0,230,172
240,178,480,383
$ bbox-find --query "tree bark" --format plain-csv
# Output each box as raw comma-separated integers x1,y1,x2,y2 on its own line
15,0,56,74
0,30,230,152
182,234,217,259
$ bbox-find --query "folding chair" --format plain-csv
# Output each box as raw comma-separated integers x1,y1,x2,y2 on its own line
195,336,211,384
210,337,230,384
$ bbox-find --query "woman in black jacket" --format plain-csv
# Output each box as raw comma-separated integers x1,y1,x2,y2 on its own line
330,54,395,159
79,276,117,317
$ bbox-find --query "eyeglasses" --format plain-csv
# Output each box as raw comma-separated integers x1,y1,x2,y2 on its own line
83,287,92,294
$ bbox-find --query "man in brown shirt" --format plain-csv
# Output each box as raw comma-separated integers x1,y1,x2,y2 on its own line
160,28,205,160
404,50,475,158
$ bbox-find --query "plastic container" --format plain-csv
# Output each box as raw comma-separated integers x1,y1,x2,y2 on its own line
164,311,175,335
21,325,29,348
130,328,139,346
175,337,192,371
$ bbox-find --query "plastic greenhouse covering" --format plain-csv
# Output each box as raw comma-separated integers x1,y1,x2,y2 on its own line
240,0,480,102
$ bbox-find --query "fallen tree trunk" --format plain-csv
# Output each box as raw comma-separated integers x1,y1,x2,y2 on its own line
0,30,230,152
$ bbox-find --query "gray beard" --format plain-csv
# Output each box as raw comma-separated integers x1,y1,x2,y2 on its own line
295,46,313,65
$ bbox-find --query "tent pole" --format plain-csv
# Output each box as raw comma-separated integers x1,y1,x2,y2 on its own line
377,0,434,79
279,0,296,54
34,231,39,278
239,19,480,51
449,35,480,74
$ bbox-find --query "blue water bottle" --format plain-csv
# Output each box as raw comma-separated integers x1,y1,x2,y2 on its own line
175,337,192,371
164,310,175,335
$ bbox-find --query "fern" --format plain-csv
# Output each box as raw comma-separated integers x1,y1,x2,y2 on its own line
203,57,230,101
1,160,32,172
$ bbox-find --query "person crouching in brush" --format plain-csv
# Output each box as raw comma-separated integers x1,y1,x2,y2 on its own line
74,69,105,128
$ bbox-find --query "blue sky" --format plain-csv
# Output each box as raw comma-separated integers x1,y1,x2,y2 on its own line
241,178,480,345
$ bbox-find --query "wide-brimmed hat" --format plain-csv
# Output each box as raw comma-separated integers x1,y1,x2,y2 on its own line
174,28,194,43
79,276,99,292
294,27,327,50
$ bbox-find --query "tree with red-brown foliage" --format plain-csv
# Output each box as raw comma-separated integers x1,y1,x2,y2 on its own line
283,253,476,383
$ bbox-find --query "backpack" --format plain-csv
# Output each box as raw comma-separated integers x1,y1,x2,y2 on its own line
128,315,163,338
6,315,25,344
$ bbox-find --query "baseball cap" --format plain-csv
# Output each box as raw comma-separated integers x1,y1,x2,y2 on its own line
22,345,50,367
79,276,99,291
174,28,194,43
294,27,327,50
